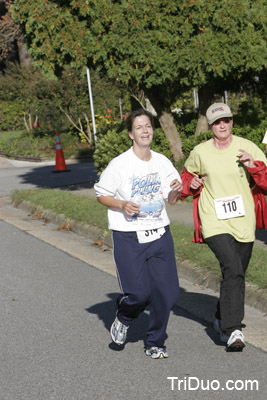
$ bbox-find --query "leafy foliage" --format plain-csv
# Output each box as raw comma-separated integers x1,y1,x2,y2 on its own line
11,0,267,88
0,129,85,159
0,100,25,130
0,63,130,134
93,128,132,175
0,63,66,131
11,0,267,159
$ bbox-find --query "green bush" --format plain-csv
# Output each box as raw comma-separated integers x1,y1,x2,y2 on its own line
0,130,81,159
93,127,174,175
0,101,25,130
181,131,213,159
93,128,131,174
232,124,267,153
0,64,131,135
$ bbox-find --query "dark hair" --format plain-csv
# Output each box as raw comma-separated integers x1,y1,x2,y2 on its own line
126,109,153,132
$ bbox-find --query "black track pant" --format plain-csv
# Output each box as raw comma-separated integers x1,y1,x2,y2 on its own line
205,234,253,336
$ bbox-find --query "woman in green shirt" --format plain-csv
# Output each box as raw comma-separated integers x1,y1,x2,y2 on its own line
182,103,267,352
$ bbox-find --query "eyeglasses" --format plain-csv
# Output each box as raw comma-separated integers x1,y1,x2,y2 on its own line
212,117,232,126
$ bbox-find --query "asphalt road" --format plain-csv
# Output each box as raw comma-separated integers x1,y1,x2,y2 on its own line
0,157,98,197
1,219,267,400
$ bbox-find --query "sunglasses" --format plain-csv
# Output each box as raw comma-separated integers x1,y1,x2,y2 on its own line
212,117,232,126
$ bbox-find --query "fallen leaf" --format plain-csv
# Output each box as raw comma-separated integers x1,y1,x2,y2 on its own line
94,240,103,247
102,247,111,252
57,223,71,231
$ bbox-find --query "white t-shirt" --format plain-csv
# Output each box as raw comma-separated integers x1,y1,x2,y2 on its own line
94,147,181,231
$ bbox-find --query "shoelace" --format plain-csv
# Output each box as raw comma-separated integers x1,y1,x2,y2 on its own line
119,323,128,335
150,347,163,354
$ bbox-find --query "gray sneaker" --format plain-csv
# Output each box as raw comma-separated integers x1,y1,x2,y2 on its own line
227,330,245,351
110,317,129,345
145,346,168,359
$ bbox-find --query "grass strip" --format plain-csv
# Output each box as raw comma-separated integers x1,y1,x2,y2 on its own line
11,188,108,231
11,188,267,290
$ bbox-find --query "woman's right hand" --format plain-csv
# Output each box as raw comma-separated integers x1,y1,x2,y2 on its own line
122,201,141,216
190,176,204,190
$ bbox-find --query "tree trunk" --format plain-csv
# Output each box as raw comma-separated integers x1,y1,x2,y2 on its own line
17,38,31,67
157,111,183,161
145,88,183,162
195,85,214,137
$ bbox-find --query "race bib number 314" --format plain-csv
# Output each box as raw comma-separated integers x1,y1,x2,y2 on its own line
214,194,245,220
137,227,165,243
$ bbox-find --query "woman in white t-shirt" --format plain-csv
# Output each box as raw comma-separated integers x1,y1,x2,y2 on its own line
94,109,182,359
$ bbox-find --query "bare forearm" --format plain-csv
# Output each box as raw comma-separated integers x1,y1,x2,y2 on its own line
168,189,181,205
97,196,140,216
167,179,183,205
97,195,125,210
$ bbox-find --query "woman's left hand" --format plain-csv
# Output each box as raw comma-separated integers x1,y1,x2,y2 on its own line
170,179,183,192
237,149,255,168
168,179,183,205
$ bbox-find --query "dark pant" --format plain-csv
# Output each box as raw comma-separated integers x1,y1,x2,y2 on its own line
112,226,179,348
205,234,253,336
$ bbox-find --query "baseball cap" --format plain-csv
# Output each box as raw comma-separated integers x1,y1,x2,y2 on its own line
206,103,233,125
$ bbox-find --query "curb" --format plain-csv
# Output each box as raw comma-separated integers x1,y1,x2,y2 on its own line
12,199,267,314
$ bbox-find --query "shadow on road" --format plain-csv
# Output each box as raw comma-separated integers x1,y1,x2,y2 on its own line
17,162,98,189
86,288,225,350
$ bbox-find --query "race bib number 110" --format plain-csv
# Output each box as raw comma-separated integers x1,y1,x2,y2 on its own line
214,194,245,220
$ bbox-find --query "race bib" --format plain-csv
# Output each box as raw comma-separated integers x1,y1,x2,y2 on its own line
137,227,166,243
214,194,245,220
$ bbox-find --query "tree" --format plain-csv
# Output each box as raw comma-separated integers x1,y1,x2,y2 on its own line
0,63,129,135
11,0,267,159
11,0,186,160
0,0,31,68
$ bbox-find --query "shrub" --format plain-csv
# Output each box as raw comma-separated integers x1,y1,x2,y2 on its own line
0,64,131,135
232,124,267,153
0,130,81,159
0,101,25,130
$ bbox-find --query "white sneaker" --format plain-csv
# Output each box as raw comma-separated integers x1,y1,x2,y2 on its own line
110,317,129,345
145,346,168,359
227,330,245,351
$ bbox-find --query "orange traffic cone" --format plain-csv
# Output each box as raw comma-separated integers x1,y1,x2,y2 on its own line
53,131,70,173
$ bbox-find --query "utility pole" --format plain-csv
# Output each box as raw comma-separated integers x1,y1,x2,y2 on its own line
86,67,97,143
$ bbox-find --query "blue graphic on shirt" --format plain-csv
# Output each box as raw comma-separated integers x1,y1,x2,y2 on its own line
129,172,164,219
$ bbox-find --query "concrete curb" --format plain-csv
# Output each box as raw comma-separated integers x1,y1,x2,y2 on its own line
12,199,267,313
